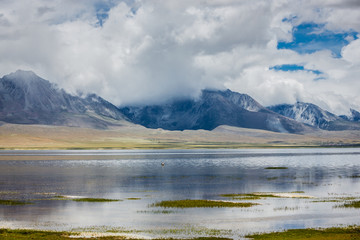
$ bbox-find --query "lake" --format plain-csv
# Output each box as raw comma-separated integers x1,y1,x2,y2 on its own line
0,148,360,239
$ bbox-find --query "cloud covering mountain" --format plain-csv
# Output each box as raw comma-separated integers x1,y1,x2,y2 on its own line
0,0,359,115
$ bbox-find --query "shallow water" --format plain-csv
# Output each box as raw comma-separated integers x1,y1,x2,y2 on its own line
0,148,360,238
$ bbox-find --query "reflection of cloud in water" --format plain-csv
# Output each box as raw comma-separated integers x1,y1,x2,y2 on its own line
0,149,360,235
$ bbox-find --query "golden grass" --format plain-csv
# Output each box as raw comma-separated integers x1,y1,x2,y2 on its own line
1,123,360,150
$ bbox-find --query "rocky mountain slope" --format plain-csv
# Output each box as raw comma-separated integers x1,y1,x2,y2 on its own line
120,89,312,133
268,102,360,131
0,70,127,129
340,109,360,122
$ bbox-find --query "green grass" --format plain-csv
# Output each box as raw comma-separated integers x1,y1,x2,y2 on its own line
151,199,257,208
246,226,360,240
338,200,360,208
265,167,288,169
220,193,281,200
0,199,31,205
0,228,233,240
1,227,360,240
126,198,141,200
348,175,360,178
0,229,72,240
72,198,120,202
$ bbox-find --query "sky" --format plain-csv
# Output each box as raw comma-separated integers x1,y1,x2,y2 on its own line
0,0,359,114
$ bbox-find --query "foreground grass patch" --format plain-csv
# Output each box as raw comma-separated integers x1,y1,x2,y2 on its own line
151,199,257,208
0,228,233,240
0,229,72,240
246,226,360,240
72,198,120,202
0,199,31,205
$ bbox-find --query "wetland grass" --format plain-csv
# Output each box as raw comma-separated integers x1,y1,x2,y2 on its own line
151,199,257,208
0,199,31,205
0,228,233,240
338,200,360,208
0,229,71,240
246,226,360,240
265,167,288,170
126,198,141,200
219,193,279,200
72,198,120,202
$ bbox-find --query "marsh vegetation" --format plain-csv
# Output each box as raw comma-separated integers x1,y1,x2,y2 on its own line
151,199,257,208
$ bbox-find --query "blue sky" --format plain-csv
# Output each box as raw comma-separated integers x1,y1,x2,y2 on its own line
278,22,358,57
0,0,360,114
270,64,323,75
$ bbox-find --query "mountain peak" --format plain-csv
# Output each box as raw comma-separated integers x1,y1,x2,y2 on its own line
120,89,309,133
268,102,360,130
5,70,40,80
0,70,126,128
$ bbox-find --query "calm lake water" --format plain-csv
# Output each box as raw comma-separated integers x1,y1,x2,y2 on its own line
0,148,360,238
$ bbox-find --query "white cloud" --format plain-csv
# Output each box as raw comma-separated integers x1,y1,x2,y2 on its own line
0,0,359,114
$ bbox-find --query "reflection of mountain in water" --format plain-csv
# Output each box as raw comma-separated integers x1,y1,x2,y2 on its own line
0,149,359,232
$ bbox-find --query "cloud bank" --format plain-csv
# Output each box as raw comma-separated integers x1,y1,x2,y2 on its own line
0,0,359,114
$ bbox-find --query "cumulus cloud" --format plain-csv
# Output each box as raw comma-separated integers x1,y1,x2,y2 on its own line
0,0,359,114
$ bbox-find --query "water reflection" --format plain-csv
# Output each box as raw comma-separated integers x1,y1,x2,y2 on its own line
0,148,360,236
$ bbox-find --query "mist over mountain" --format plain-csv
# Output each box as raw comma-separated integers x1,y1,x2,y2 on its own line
268,102,360,131
340,109,360,122
2,70,360,133
0,70,126,129
120,89,311,133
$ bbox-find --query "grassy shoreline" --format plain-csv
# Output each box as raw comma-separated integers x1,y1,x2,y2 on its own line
1,226,360,239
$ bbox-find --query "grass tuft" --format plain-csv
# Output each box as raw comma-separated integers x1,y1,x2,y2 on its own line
0,199,31,205
338,200,360,208
151,199,257,208
220,193,280,200
72,198,120,202
265,167,288,169
126,198,141,200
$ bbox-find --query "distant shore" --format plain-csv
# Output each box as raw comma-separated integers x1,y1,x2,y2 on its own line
1,123,360,151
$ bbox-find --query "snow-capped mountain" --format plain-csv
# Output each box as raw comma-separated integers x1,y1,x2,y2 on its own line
268,102,360,131
340,109,360,122
120,89,311,133
0,70,126,128
2,70,359,133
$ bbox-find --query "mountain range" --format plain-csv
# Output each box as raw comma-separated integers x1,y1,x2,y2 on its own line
1,70,360,133
268,102,360,131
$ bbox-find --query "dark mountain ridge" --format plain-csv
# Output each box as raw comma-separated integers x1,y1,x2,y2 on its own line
120,89,312,133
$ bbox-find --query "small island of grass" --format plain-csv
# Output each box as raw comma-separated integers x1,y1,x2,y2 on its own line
338,200,360,208
72,198,120,202
151,199,257,208
265,167,288,169
0,199,31,205
220,193,280,200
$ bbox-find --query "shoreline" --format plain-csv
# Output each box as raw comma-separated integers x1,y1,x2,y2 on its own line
1,144,360,151
1,225,360,239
